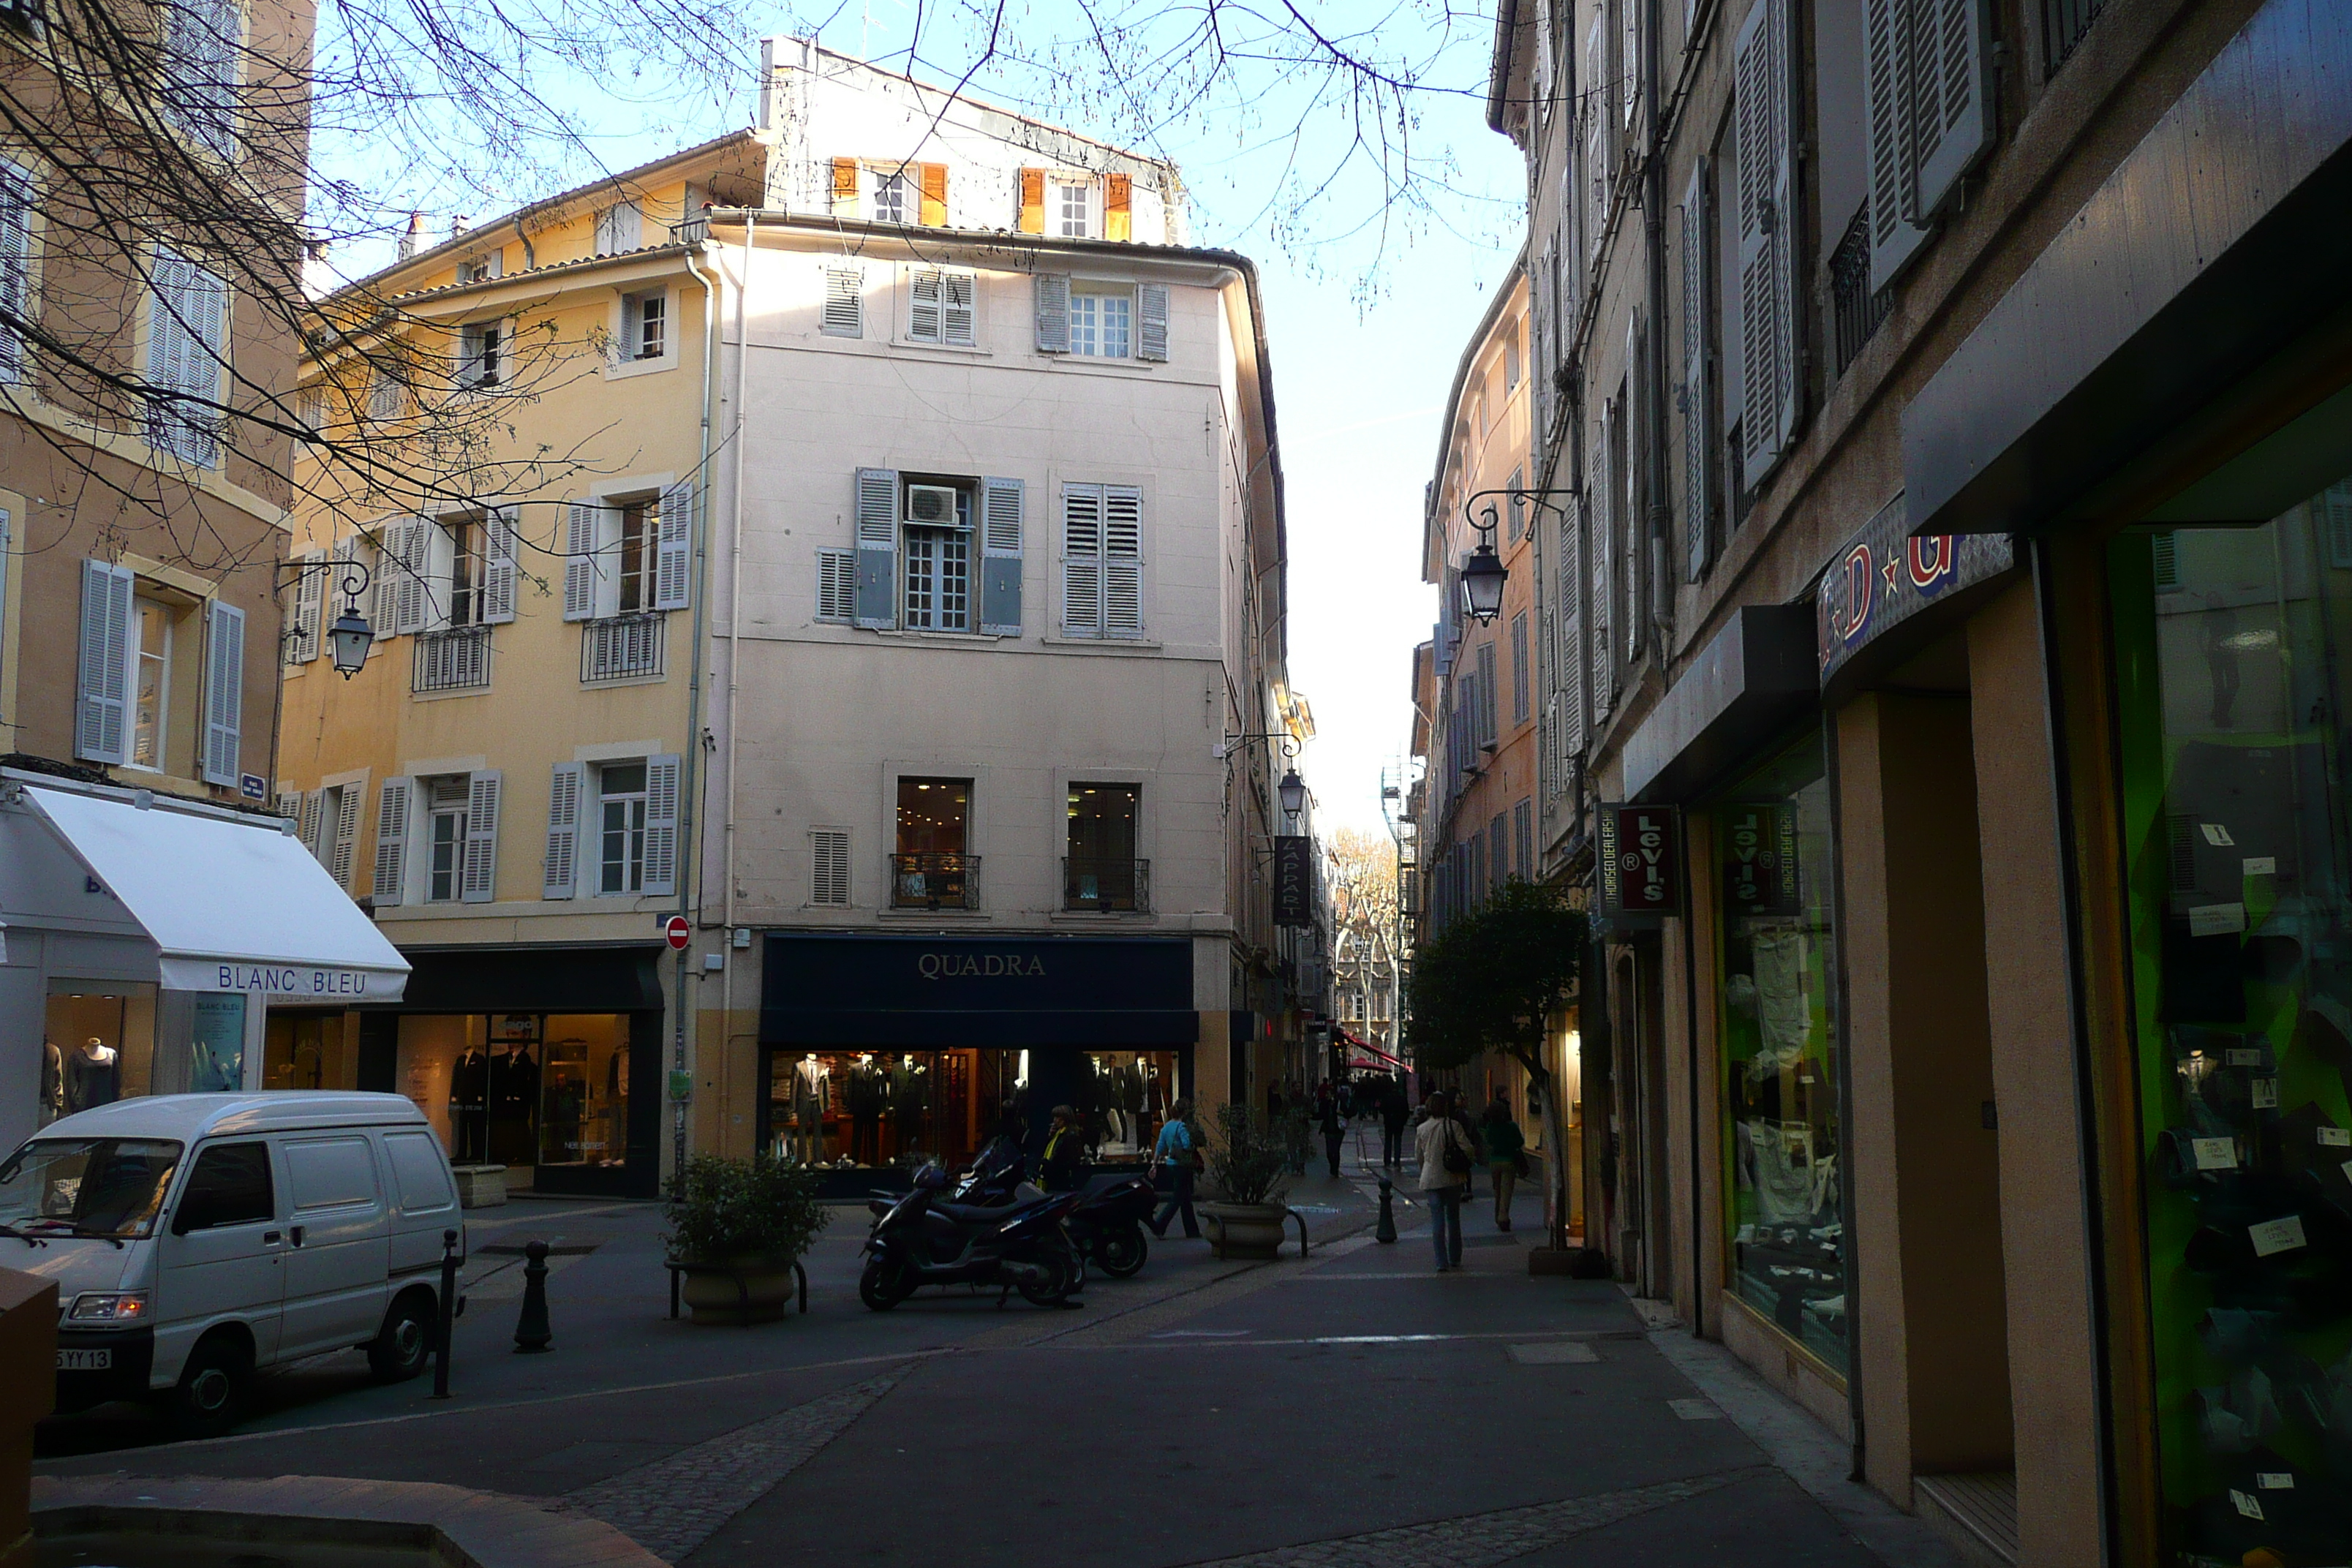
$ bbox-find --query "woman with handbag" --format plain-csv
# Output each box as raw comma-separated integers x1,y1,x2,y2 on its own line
1480,1096,1526,1231
1147,1098,1202,1240
1414,1090,1471,1271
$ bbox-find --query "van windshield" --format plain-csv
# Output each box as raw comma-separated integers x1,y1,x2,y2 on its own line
0,1139,184,1240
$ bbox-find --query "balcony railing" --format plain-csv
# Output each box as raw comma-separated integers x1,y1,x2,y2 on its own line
1828,208,1890,378
890,852,979,910
1063,856,1150,913
412,624,491,693
581,611,666,684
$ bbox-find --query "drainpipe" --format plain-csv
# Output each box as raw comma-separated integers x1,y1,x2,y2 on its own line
1643,0,1673,659
674,229,721,1186
711,212,754,1159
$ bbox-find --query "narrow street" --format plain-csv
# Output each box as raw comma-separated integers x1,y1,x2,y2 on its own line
34,1142,1962,1568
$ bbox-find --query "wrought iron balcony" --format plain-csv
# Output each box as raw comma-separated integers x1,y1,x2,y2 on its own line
1829,208,1891,378
412,623,491,693
1063,856,1150,913
890,852,979,910
581,611,666,684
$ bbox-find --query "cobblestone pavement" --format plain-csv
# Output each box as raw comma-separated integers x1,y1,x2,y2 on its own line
1179,1469,1772,1568
559,1368,913,1562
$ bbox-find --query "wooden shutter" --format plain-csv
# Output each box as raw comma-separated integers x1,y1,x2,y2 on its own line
1558,507,1586,756
654,482,693,610
374,777,410,902
75,558,133,764
816,549,855,622
822,267,863,336
461,769,501,902
1104,486,1142,638
1034,274,1069,353
979,475,1024,636
542,762,581,899
287,548,323,663
1914,0,1991,215
1510,612,1529,724
908,265,943,343
1018,167,1045,233
941,271,976,346
1137,282,1169,362
200,598,244,784
810,829,849,905
481,506,518,624
1104,173,1132,241
1062,482,1104,636
385,518,431,636
853,467,898,629
563,502,597,620
831,158,859,217
1735,0,1799,491
641,753,681,897
0,160,31,385
148,249,227,466
1681,163,1714,581
1866,0,1932,287
299,789,324,859
276,788,299,821
1477,641,1498,747
369,521,399,633
330,781,363,889
1589,488,1613,719
919,162,948,225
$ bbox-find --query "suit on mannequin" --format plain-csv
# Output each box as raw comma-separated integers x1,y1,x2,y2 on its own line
792,1055,832,1165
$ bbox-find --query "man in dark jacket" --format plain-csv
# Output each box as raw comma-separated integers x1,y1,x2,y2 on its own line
1039,1104,1086,1192
1380,1083,1410,1168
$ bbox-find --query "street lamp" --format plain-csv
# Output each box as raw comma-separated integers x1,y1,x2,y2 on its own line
1278,768,1307,820
325,606,374,675
1459,503,1507,624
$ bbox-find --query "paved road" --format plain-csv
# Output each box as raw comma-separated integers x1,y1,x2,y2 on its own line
36,1139,1964,1568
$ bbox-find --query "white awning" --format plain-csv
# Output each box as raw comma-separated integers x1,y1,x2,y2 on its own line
23,785,410,1001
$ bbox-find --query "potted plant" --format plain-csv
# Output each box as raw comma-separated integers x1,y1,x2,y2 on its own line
663,1154,829,1324
1199,1103,1294,1259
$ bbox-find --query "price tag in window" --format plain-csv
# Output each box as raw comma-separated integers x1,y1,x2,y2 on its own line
2227,1049,2266,1067
2201,823,2237,847
2251,1078,2280,1109
2188,902,2247,937
2316,1126,2351,1147
2192,1137,2239,1172
2249,1215,2308,1257
2242,856,2276,877
2256,1473,2295,1490
2230,1490,2265,1520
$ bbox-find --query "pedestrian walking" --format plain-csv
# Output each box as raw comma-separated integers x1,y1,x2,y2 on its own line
1480,1096,1526,1231
1316,1083,1343,1177
1380,1084,1409,1168
1415,1090,1471,1271
1148,1098,1202,1238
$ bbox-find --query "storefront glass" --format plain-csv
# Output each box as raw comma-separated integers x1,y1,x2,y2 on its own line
39,983,159,1126
393,1012,635,1178
263,1009,355,1092
2111,484,2352,1567
1710,728,1848,1374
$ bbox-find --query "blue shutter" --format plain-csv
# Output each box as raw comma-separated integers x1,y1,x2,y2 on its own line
979,476,1023,636
853,468,897,629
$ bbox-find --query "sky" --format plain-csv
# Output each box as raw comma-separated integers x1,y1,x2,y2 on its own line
316,1,1529,837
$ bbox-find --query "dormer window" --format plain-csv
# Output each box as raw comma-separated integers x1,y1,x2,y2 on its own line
1055,181,1093,238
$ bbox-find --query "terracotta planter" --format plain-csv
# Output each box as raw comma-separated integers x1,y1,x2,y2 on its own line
1201,1202,1290,1260
676,1254,802,1324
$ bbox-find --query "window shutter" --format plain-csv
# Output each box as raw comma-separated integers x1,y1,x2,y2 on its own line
75,558,133,764
287,547,323,663
822,267,863,337
1034,274,1069,354
461,769,501,902
1558,508,1586,755
810,829,850,906
1735,0,1799,491
1104,173,1132,241
908,265,943,343
832,158,860,217
853,467,899,629
1589,494,1613,719
330,781,363,889
654,482,693,610
941,271,976,346
1914,0,1991,220
1137,282,1169,362
1062,482,1104,636
0,160,31,385
816,549,856,622
979,475,1024,636
1866,0,1933,287
1510,613,1530,724
1477,641,1498,747
299,789,324,859
1018,167,1045,234
1104,486,1143,638
276,788,300,822
147,249,227,467
542,762,581,899
389,518,431,636
919,162,949,225
374,777,411,902
481,505,519,624
200,598,244,785
563,502,597,621
641,753,681,897
1681,164,1714,581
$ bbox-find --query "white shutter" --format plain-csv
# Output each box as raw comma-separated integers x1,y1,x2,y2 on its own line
822,267,864,337
461,769,501,902
75,559,134,765
1866,0,1933,287
299,789,325,859
374,777,411,902
908,266,943,343
0,160,32,386
165,0,241,157
146,249,227,467
563,502,597,621
941,271,976,346
1734,0,1799,490
543,762,581,899
1137,282,1169,362
816,549,856,622
392,518,431,636
1913,0,1991,222
287,547,323,663
810,829,850,906
979,475,1024,636
653,482,693,610
200,598,244,785
641,754,681,897
275,788,300,821
1104,486,1142,638
481,506,518,625
1589,491,1613,720
1062,482,1104,636
369,521,401,634
330,781,363,889
853,467,898,629
1034,274,1070,353
1681,164,1714,581
595,201,641,255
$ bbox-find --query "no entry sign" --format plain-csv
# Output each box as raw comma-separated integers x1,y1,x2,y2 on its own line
664,914,691,951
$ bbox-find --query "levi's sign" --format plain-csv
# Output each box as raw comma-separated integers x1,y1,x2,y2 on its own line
1597,805,1682,917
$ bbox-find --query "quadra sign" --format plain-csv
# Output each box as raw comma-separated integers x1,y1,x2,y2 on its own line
1597,805,1683,917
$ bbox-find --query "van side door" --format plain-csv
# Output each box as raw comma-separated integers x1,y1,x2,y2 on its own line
155,1141,285,1383
276,1134,392,1360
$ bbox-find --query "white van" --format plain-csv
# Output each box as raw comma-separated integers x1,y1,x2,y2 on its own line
0,1092,464,1434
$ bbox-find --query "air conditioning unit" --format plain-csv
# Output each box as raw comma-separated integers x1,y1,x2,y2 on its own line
905,484,960,527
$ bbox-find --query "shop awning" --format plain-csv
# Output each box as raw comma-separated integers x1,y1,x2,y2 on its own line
21,784,409,1000
1338,1029,1402,1070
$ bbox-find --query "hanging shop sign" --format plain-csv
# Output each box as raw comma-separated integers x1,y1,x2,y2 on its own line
1597,804,1683,917
1273,836,1316,929
1816,495,2014,686
1722,803,1803,916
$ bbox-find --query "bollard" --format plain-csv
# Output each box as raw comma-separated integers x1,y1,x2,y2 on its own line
1376,1176,1398,1244
513,1240,552,1353
431,1229,459,1398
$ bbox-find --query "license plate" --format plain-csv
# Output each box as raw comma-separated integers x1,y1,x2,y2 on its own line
56,1349,112,1371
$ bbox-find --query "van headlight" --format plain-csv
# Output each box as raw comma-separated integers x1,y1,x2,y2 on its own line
67,1292,148,1323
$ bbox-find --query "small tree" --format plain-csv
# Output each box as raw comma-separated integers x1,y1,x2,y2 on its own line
1407,879,1587,1249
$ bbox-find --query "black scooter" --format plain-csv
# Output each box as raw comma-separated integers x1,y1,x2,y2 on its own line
860,1166,1083,1310
946,1156,1155,1280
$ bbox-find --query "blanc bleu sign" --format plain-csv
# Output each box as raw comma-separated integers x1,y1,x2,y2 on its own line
157,959,402,998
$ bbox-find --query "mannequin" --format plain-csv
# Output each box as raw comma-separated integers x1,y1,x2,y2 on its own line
846,1054,886,1165
605,1043,630,1166
891,1055,930,1158
491,1042,538,1165
793,1054,832,1165
39,1040,64,1126
451,1045,490,1162
67,1038,119,1114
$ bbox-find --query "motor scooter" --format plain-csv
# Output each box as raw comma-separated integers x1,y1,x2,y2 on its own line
860,1165,1082,1310
938,1159,1154,1279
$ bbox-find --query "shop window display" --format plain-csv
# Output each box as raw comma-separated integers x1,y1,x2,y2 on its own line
2111,488,2352,1567
1711,731,1847,1373
394,1012,633,1177
766,1048,1178,1172
39,984,159,1125
538,1014,631,1172
264,1010,355,1092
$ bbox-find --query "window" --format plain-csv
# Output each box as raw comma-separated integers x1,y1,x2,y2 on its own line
162,0,241,159
1055,181,1092,238
893,777,973,909
458,320,502,389
1489,814,1507,891
1061,483,1142,638
810,828,850,905
1513,797,1533,880
598,761,648,895
146,247,227,466
623,291,665,361
424,775,468,902
458,252,501,284
613,502,652,614
1476,641,1499,747
306,780,360,887
816,549,855,622
872,170,909,225
1507,466,1526,543
593,200,641,256
129,597,170,770
174,1142,273,1232
0,159,31,386
906,266,976,346
902,522,970,631
367,369,402,422
1070,287,1131,358
1505,325,1521,391
445,515,487,626
1066,783,1142,911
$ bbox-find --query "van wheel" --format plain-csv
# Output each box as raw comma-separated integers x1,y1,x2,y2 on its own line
169,1335,250,1438
368,1292,436,1382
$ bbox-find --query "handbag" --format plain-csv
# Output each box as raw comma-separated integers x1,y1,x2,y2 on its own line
1441,1123,1472,1177
1512,1148,1531,1178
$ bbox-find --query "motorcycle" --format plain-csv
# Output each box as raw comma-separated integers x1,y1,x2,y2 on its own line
859,1164,1083,1311
942,1156,1154,1280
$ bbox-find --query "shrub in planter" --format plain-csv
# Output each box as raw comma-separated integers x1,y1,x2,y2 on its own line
663,1155,829,1323
1200,1104,1293,1259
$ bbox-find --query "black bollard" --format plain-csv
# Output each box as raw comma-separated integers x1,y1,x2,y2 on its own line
431,1229,459,1398
1376,1176,1398,1244
513,1240,552,1353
